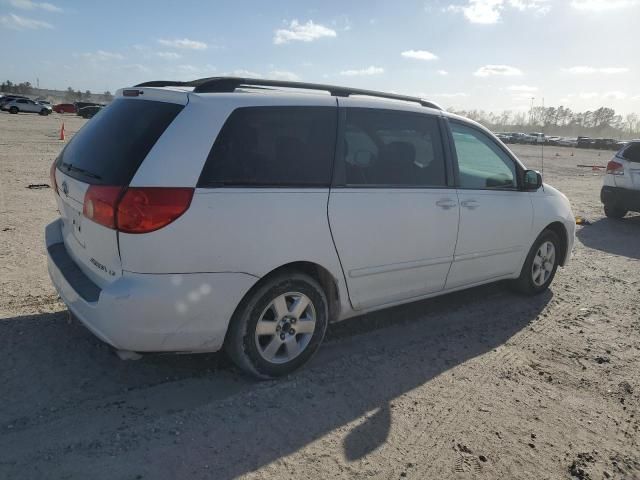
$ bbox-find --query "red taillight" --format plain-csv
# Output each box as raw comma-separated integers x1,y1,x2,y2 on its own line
50,159,58,194
117,187,193,234
83,186,193,233
83,186,124,229
606,160,624,175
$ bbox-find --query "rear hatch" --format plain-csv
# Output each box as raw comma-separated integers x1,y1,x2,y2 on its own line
52,91,186,288
613,142,640,190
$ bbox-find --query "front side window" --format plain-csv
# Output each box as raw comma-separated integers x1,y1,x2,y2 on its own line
342,108,446,187
198,106,337,187
451,122,518,189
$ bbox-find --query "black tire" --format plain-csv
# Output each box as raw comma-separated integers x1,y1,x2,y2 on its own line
225,272,329,379
40,109,49,116
9,106,18,114
512,230,561,295
604,204,627,219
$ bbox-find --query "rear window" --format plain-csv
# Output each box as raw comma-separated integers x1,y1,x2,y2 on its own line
621,142,640,163
57,99,183,185
198,106,337,187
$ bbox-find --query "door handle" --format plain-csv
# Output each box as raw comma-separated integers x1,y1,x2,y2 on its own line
436,199,458,210
461,200,479,209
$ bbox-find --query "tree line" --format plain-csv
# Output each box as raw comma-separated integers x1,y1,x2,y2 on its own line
0,81,34,95
449,106,639,140
1,80,113,103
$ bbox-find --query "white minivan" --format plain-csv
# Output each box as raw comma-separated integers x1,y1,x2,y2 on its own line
46,77,575,378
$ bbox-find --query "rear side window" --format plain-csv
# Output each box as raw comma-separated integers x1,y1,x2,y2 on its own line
57,99,183,185
198,106,337,187
621,143,640,163
342,108,446,187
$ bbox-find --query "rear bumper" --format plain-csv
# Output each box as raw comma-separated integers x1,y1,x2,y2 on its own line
601,186,640,212
45,219,258,353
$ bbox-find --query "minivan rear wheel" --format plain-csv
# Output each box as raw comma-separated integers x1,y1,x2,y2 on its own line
225,272,328,379
604,204,627,219
512,230,560,295
9,106,18,114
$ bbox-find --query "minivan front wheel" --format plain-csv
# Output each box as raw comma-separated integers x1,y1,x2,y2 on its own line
513,230,560,295
226,272,328,379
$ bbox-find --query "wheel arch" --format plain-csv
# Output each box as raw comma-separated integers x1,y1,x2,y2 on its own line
542,221,569,266
223,261,342,346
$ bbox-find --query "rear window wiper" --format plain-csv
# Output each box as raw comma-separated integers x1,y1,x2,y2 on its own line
61,162,103,180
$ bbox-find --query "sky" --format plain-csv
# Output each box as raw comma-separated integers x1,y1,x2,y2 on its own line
1,0,639,114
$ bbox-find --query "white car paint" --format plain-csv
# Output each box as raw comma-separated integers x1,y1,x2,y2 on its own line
3,98,51,113
46,85,575,354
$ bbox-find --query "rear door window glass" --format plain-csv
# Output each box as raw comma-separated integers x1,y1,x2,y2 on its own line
342,108,446,187
57,99,184,185
198,107,337,187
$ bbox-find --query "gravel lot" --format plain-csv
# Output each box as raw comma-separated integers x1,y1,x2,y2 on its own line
1,111,638,480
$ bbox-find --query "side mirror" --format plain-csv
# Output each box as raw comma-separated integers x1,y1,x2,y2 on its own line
523,170,543,191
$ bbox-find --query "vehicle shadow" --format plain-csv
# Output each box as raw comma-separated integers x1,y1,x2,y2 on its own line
0,283,552,479
576,214,640,259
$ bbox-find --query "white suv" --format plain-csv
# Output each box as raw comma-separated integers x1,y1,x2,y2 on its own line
46,77,575,378
3,98,52,115
601,141,640,218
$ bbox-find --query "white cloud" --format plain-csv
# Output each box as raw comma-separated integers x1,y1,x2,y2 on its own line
401,49,439,61
158,38,207,50
269,70,300,81
603,91,627,100
563,66,629,74
508,84,538,92
447,0,550,24
447,0,503,24
339,66,384,76
474,64,523,77
9,0,62,12
509,0,551,13
0,12,51,29
273,20,337,45
79,50,124,61
226,69,262,78
571,0,640,11
437,70,449,76
157,51,181,59
432,92,469,98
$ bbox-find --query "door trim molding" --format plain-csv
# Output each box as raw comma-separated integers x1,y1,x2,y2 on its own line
349,255,453,278
453,245,522,263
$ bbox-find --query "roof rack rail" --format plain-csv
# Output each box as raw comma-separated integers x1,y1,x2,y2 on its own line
134,77,442,110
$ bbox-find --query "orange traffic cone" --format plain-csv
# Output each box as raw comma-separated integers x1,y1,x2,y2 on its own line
59,122,65,141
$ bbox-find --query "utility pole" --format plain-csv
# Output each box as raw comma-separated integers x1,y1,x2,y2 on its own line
529,96,535,125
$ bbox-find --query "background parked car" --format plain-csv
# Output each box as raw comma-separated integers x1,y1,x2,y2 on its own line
557,137,578,147
593,138,619,151
1,98,52,115
0,94,29,108
53,103,77,114
78,105,102,118
74,101,101,115
577,136,594,148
